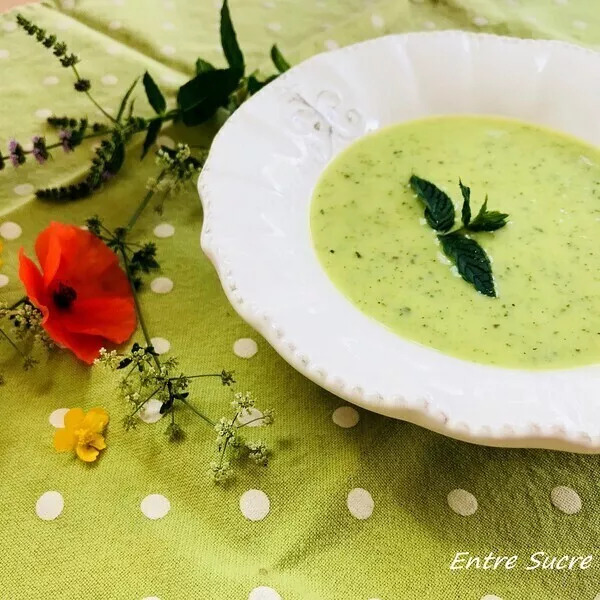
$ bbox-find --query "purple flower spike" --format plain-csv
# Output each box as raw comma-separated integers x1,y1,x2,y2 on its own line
32,135,49,165
8,138,26,167
58,129,73,153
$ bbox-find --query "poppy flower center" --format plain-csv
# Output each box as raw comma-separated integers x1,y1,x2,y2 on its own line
53,282,77,310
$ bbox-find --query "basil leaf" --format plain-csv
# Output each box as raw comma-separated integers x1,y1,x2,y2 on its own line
116,77,139,123
141,118,162,159
459,179,471,226
195,58,216,75
220,0,244,74
409,174,455,232
438,232,496,297
176,68,241,126
270,44,290,73
248,73,278,95
467,196,509,232
142,71,166,115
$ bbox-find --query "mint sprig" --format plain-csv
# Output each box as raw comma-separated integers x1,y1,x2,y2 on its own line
409,174,455,232
409,176,509,297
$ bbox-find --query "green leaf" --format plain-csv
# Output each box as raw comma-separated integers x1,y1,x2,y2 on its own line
196,58,216,74
409,174,455,232
438,232,496,297
177,68,241,126
116,77,139,123
248,73,278,95
106,139,125,176
127,98,136,120
467,196,509,232
270,44,290,73
220,0,244,74
459,179,471,226
141,118,162,158
142,71,166,115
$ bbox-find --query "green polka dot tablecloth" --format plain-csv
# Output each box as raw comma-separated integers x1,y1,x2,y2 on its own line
1,1,600,599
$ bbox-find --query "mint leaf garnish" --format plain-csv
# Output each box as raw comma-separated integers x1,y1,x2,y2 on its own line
459,179,471,226
438,232,496,297
409,174,455,232
466,196,509,232
409,175,509,297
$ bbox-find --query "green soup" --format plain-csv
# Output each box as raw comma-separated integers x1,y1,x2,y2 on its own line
310,116,600,369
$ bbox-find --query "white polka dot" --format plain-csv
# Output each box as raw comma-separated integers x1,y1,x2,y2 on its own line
481,596,503,600
551,486,582,514
14,183,34,197
142,597,161,600
162,22,176,30
423,20,436,30
139,399,164,424
371,14,385,29
153,223,175,238
150,337,170,355
263,0,276,7
240,489,270,521
554,0,568,3
266,22,281,32
237,407,264,427
163,0,176,9
108,20,122,30
233,338,258,359
49,408,69,428
573,20,588,30
0,222,22,240
56,20,71,31
347,488,374,520
157,135,175,149
161,45,176,56
106,43,121,55
248,588,281,600
324,39,339,50
101,74,118,86
23,141,34,152
472,16,489,27
0,49,9,59
0,274,8,288
140,494,170,519
447,489,478,516
332,406,360,428
150,277,173,294
43,76,59,86
36,491,64,521
35,108,53,120
61,0,75,8
113,0,125,4
2,22,17,33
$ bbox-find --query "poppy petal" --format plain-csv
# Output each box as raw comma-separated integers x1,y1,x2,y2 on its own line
35,223,64,287
59,297,136,343
42,317,108,364
18,250,49,314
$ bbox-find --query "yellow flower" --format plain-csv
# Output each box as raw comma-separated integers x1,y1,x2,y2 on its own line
53,407,109,462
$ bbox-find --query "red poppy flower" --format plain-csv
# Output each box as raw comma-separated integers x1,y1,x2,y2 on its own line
19,222,136,364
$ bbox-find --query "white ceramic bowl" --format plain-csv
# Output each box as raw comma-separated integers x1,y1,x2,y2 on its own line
198,31,600,452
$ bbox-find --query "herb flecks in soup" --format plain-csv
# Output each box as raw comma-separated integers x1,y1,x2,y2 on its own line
310,115,600,369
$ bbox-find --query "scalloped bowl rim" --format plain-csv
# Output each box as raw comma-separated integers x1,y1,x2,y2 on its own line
198,31,600,453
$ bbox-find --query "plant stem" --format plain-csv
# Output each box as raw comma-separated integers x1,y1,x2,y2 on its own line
125,169,167,231
170,373,224,381
119,248,160,369
179,398,215,427
0,328,26,358
0,131,107,162
72,65,118,124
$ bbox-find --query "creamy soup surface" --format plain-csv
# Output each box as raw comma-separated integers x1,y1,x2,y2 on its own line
310,116,600,369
